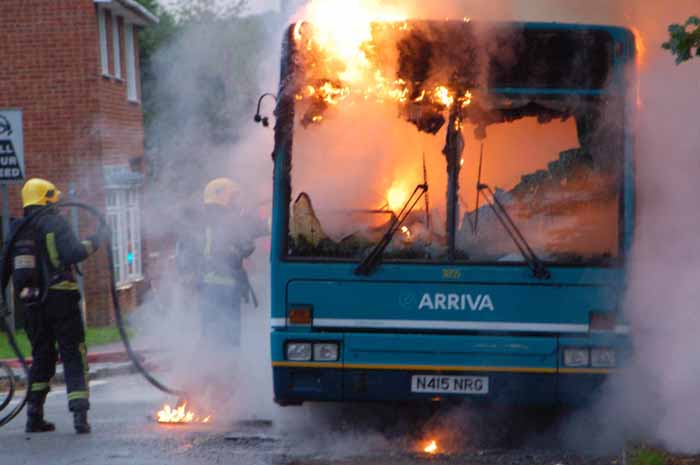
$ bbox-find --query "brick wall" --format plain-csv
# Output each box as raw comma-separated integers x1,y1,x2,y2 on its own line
0,0,151,327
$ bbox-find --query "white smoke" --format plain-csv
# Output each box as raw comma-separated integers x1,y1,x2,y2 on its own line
126,0,284,427
622,25,700,454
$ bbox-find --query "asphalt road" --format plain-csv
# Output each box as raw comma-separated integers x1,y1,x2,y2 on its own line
1,375,623,465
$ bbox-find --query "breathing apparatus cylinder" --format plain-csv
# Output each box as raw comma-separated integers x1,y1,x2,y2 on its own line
9,223,49,306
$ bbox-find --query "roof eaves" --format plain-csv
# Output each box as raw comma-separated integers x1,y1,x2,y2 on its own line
94,0,159,25
117,0,160,25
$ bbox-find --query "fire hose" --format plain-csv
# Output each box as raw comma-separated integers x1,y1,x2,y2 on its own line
0,361,16,413
0,201,182,428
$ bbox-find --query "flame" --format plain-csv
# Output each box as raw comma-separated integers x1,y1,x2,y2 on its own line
430,87,472,109
631,26,645,108
432,86,454,108
293,3,474,122
293,20,304,42
156,402,211,424
423,439,439,454
461,90,473,107
297,0,406,83
401,225,411,238
630,26,646,67
319,81,350,105
387,183,409,211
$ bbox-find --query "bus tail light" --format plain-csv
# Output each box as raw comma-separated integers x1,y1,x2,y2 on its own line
563,348,589,367
589,311,616,331
288,306,312,325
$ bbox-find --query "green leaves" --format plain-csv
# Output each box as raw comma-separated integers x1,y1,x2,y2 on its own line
172,0,248,23
662,16,700,64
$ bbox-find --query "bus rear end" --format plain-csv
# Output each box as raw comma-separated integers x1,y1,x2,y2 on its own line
270,20,636,406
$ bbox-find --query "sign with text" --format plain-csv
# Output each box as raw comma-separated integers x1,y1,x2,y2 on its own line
0,110,24,182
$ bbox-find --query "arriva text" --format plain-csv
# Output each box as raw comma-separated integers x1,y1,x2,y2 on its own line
418,293,495,311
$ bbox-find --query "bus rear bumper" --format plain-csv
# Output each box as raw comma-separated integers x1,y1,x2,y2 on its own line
272,365,608,406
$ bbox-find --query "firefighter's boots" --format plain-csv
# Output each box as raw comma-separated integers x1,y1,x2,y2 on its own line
73,410,91,434
25,400,55,433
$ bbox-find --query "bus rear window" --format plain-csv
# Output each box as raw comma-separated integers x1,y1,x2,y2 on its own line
282,20,626,265
488,29,614,89
381,22,615,92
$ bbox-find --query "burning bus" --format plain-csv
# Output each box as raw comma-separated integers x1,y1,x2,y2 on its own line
269,17,637,406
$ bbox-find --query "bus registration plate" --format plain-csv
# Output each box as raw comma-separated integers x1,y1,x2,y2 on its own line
411,375,489,395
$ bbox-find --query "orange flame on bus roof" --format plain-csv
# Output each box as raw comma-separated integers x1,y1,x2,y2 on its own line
631,26,645,108
630,26,646,66
292,2,474,118
297,0,406,83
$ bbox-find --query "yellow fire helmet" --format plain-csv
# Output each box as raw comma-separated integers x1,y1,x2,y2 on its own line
203,178,239,207
21,178,62,208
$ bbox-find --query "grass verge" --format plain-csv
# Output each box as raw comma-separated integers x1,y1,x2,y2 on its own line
0,326,129,360
629,447,666,465
628,445,700,465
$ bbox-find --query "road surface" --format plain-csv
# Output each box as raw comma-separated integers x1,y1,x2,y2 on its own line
1,375,622,465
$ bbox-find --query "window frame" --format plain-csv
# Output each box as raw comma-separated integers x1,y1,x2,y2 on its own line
112,14,122,80
106,187,143,286
98,7,110,77
125,22,139,102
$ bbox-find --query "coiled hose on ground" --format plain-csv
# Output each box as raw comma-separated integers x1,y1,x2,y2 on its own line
0,201,182,428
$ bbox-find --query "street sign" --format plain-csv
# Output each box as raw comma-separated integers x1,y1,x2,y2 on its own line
0,109,25,183
0,109,23,332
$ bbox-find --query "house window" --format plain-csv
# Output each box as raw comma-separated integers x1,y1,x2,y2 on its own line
106,188,143,285
125,23,138,102
98,7,110,76
112,14,122,79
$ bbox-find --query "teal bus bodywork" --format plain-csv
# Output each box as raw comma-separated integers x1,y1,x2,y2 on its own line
269,21,637,406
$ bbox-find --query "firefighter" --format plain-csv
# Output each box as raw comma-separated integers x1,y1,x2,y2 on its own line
196,178,256,348
18,178,106,434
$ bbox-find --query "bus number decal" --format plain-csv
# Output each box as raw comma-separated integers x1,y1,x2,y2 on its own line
442,268,461,279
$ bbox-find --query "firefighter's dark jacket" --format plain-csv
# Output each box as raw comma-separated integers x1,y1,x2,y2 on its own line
24,206,99,291
202,204,254,289
176,204,258,292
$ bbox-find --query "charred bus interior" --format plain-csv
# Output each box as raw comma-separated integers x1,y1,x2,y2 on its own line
278,21,627,270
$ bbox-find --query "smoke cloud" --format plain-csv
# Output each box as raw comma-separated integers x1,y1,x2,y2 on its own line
128,0,284,428
620,4,700,452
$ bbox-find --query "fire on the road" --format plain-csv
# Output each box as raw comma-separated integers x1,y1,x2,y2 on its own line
423,439,439,454
156,402,211,424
